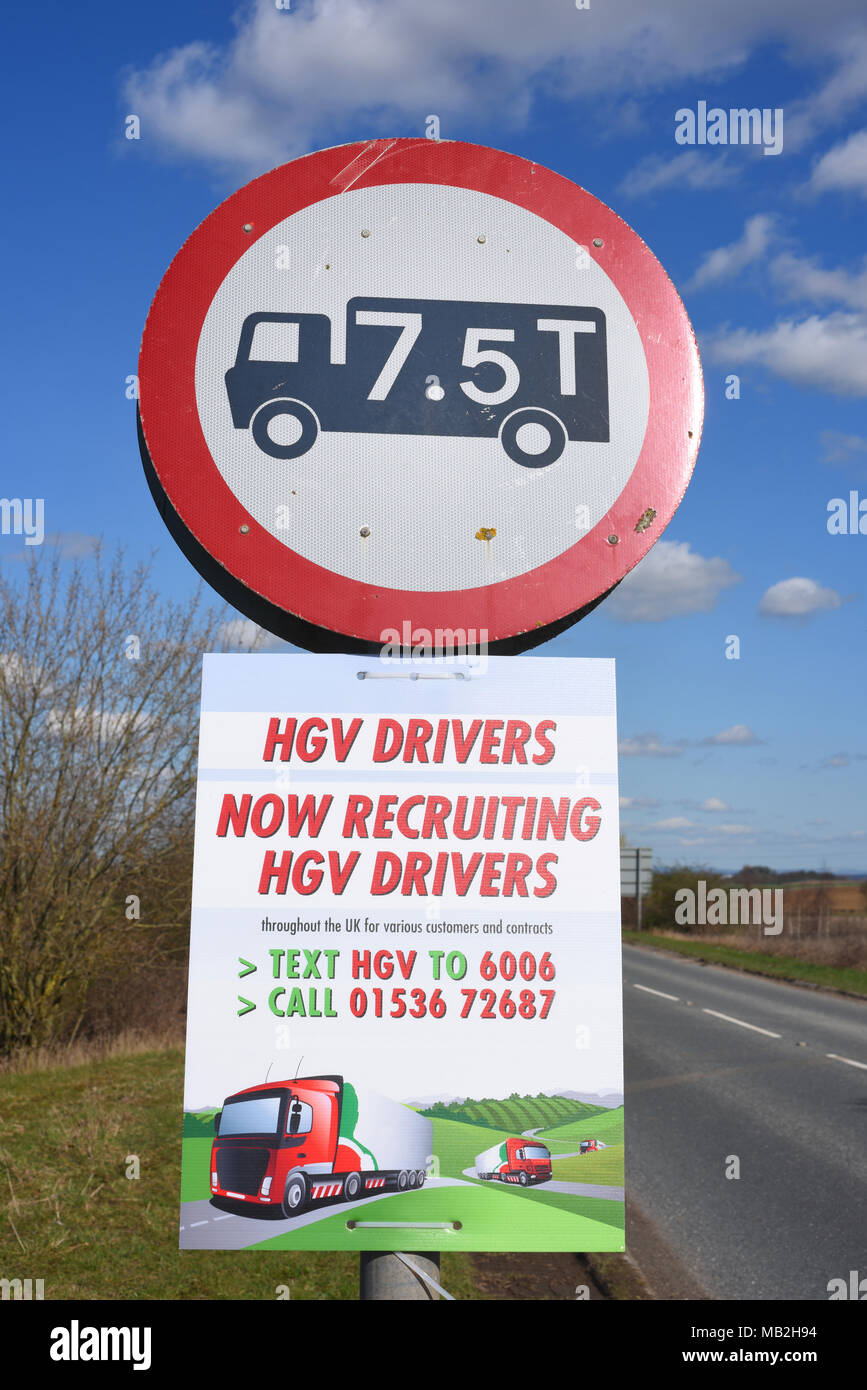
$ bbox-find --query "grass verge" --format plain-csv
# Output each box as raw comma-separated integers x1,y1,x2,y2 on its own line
623,930,867,997
0,1047,480,1300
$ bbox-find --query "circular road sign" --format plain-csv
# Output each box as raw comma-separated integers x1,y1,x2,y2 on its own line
138,138,703,654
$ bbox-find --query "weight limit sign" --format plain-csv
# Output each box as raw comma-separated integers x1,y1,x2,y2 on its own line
137,139,703,653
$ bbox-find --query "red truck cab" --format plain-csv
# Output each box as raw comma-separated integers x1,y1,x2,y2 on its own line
211,1076,343,1216
209,1074,429,1218
503,1137,552,1185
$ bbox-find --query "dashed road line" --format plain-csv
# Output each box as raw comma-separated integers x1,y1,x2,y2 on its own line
701,1008,781,1038
826,1053,867,1071
633,983,680,1002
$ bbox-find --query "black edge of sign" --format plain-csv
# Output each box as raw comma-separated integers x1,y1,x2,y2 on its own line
138,406,617,658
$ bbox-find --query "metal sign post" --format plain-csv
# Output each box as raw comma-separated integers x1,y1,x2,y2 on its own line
620,847,653,930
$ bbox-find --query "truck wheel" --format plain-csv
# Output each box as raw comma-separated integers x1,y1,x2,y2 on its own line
499,407,567,469
281,1172,308,1217
407,1170,418,1189
416,1171,426,1188
518,1171,529,1186
251,398,319,460
397,1171,409,1191
344,1172,361,1202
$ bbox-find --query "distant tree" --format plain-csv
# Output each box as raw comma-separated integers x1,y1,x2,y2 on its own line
0,543,262,1054
641,864,729,933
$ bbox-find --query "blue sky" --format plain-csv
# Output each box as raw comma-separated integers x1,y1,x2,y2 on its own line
2,0,866,871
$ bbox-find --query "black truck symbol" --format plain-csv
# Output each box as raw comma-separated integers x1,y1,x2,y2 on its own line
225,297,609,468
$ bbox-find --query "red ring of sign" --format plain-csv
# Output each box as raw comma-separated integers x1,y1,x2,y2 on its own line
138,139,703,646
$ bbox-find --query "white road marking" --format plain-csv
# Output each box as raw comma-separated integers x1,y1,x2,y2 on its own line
214,1214,232,1220
702,1008,780,1038
826,1053,867,1071
190,1220,208,1228
634,983,680,1002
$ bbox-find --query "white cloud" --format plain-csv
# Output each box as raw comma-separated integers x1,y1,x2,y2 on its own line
758,577,844,617
687,214,777,290
810,128,867,197
618,732,686,758
621,152,736,198
771,251,867,311
605,541,742,623
619,795,661,808
653,816,694,830
707,312,867,395
701,797,730,811
717,823,754,835
821,430,867,465
702,724,762,747
120,1,867,174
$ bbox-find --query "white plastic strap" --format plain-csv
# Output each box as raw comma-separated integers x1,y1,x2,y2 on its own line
394,1252,455,1301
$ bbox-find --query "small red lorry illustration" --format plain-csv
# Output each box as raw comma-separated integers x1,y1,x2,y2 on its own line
579,1140,605,1154
474,1137,552,1186
210,1075,432,1217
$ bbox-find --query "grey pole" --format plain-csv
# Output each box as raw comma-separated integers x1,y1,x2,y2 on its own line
360,1251,442,1300
636,847,642,932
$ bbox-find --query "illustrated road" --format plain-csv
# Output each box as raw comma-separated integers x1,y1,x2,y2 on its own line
623,944,867,1300
460,1166,623,1201
179,1175,469,1249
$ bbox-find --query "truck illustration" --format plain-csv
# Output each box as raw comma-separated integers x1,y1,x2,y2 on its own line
475,1137,552,1186
225,296,609,469
210,1075,432,1218
579,1139,606,1154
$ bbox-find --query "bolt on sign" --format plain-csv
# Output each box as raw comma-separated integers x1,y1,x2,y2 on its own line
179,653,624,1252
137,139,702,653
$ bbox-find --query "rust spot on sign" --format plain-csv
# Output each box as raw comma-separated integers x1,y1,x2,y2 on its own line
476,527,496,541
634,508,657,533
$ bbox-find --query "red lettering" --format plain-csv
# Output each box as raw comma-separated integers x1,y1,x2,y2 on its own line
328,850,360,894
373,718,403,762
479,852,504,896
262,717,296,762
403,718,433,762
342,794,373,837
532,719,557,764
479,719,504,763
371,851,402,894
401,851,431,895
216,792,252,837
501,720,531,764
533,852,558,897
570,798,601,841
373,794,398,838
332,716,364,762
502,853,532,896
296,717,327,762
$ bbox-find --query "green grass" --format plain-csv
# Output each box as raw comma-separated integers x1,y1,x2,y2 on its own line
623,931,867,996
551,1144,624,1186
248,1184,624,1252
538,1106,624,1148
421,1094,605,1132
0,1048,478,1300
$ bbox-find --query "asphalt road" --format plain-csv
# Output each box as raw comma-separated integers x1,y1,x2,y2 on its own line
623,944,867,1300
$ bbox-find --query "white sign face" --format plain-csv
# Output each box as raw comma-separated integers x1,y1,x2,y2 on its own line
195,183,649,591
138,140,702,650
179,654,625,1254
